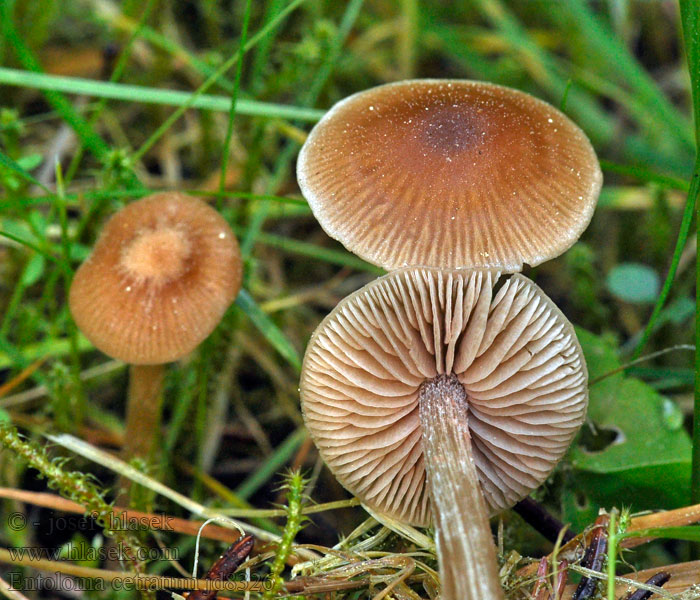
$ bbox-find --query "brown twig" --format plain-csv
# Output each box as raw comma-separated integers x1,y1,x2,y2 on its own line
187,536,255,600
517,503,700,580
532,556,569,600
622,572,671,600
572,513,609,600
0,488,242,544
0,549,265,593
513,497,576,544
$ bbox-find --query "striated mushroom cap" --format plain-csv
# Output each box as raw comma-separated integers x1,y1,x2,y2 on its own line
69,193,242,364
300,267,587,526
298,80,602,271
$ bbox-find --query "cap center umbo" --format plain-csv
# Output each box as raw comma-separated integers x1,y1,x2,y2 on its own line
415,106,487,156
418,374,469,415
120,226,192,285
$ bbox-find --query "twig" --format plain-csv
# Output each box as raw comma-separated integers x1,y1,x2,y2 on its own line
0,575,30,600
0,549,264,592
567,565,674,599
572,513,609,600
622,572,671,600
513,497,576,544
0,488,245,544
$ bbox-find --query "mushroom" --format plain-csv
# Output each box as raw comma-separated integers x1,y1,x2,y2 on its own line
297,79,602,272
300,267,587,599
69,192,242,461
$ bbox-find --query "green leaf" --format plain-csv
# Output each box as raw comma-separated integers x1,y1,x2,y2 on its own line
0,217,41,249
622,526,700,543
235,289,302,372
0,149,49,193
16,153,42,171
20,253,45,287
569,329,692,510
606,263,660,304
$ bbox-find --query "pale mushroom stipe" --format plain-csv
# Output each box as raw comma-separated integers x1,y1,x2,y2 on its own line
69,192,242,461
298,79,602,271
297,79,602,600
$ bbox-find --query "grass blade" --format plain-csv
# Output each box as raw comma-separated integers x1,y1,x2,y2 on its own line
235,289,302,372
241,0,365,257
600,159,690,192
545,0,693,150
235,427,307,500
623,526,700,543
219,0,253,196
0,1,110,161
679,0,700,509
231,226,383,274
0,68,324,124
630,186,695,363
132,0,311,160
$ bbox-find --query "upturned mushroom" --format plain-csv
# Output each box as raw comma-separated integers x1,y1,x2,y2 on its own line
298,79,602,272
300,267,588,600
69,192,242,461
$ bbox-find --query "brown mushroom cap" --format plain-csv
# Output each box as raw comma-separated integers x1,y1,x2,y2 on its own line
300,267,587,526
298,80,602,271
69,193,242,364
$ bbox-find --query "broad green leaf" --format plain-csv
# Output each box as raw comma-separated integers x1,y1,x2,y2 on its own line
606,263,659,304
569,329,692,512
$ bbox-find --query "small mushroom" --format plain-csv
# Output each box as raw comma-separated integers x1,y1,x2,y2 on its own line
69,192,242,460
300,267,587,600
298,79,602,271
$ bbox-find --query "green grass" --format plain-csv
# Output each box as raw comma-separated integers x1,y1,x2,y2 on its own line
0,1,698,598
680,0,700,513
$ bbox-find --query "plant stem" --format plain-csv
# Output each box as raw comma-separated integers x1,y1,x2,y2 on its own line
692,160,700,511
513,497,576,544
123,364,165,462
607,508,618,600
419,375,505,600
0,548,265,593
0,422,147,575
679,0,700,515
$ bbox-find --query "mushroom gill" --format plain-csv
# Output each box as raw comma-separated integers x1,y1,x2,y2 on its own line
300,267,588,526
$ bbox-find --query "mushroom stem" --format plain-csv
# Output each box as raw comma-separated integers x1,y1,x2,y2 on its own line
124,364,165,461
419,374,505,600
